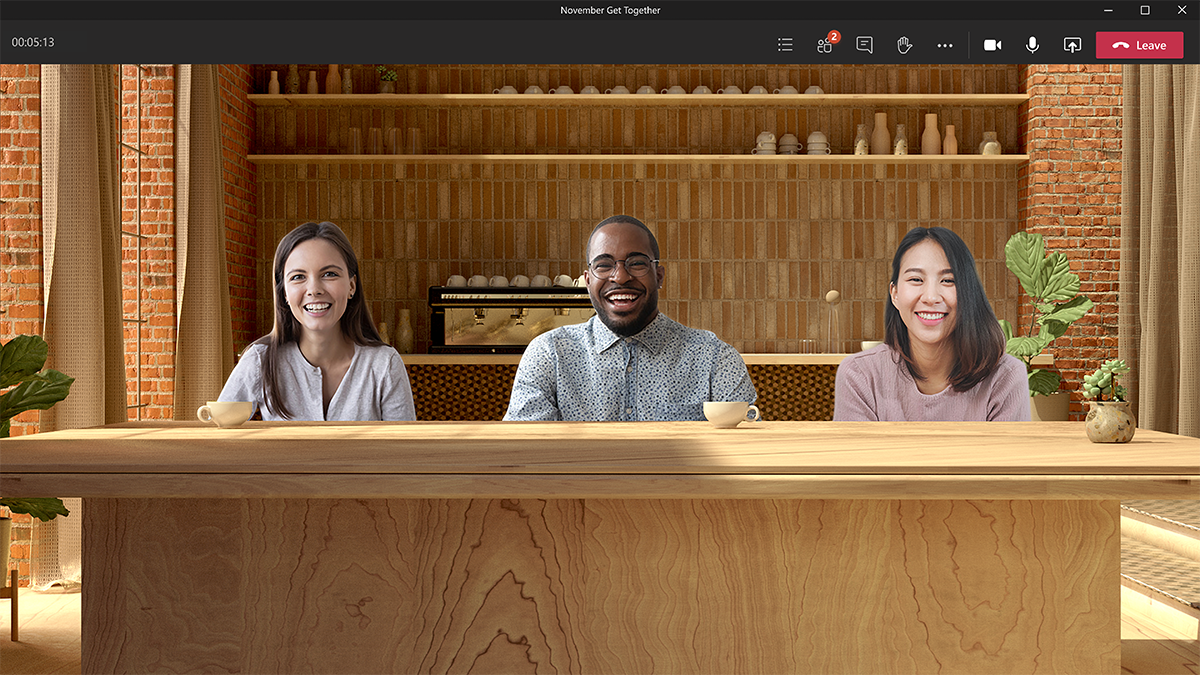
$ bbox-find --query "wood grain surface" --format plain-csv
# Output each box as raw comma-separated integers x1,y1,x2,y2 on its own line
83,497,1120,674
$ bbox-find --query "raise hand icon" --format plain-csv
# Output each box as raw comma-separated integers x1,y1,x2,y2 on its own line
897,36,913,54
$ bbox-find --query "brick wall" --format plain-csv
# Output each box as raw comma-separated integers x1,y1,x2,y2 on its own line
219,65,260,349
1019,65,1123,420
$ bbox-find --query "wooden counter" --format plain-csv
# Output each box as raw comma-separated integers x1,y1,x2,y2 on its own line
4,422,1196,674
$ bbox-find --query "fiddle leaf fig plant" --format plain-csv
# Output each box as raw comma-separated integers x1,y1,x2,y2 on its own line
1082,359,1130,402
0,334,74,521
998,232,1094,396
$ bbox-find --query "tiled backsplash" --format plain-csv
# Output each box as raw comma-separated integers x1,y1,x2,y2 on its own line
252,65,1021,354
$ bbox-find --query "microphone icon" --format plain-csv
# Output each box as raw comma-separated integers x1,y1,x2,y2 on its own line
1026,36,1040,53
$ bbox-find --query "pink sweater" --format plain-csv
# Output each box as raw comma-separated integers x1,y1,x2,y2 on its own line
834,345,1032,421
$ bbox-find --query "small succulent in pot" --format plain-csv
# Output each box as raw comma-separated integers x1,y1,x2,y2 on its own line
1081,359,1130,402
376,65,398,82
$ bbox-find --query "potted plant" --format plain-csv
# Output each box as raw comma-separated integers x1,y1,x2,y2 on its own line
0,334,75,581
1081,359,1135,442
376,65,398,94
998,231,1094,420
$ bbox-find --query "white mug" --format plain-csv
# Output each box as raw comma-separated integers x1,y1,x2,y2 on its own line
661,85,686,95
493,85,517,94
524,85,544,94
489,275,509,287
446,274,468,287
606,85,630,94
553,274,575,287
774,85,799,94
718,86,742,95
549,85,574,94
807,131,828,144
468,274,489,287
779,133,799,146
692,85,713,94
805,85,825,94
511,275,530,287
807,147,833,154
531,274,552,287
748,85,768,94
756,131,776,144
636,85,656,94
196,401,254,428
861,340,885,351
751,147,777,155
580,85,601,94
703,401,762,428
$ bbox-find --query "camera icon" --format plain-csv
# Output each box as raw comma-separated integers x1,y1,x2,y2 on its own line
983,39,1002,51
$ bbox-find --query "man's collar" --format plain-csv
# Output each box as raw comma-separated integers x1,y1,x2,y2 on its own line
591,313,671,355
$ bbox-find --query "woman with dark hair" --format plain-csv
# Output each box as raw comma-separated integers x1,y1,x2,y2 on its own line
219,221,415,421
834,226,1029,421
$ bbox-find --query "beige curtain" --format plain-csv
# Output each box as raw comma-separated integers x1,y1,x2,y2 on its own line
39,64,126,432
173,65,236,418
1120,64,1199,438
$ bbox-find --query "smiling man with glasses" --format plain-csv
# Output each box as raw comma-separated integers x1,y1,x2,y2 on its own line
504,215,756,421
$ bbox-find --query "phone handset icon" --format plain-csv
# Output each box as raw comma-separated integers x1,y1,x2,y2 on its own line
1112,41,1131,48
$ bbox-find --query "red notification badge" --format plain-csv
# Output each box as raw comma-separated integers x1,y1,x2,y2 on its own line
827,30,842,44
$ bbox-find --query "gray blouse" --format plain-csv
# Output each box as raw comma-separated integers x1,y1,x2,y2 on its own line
219,341,416,421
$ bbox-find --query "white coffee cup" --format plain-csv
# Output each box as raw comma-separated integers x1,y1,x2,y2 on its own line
703,401,762,428
468,274,489,287
524,85,544,94
661,85,686,95
774,85,799,95
553,274,575,287
748,85,768,94
197,401,254,428
636,85,656,94
718,86,742,95
606,85,630,94
861,340,885,351
692,85,713,94
511,274,530,287
756,131,776,144
580,85,601,94
550,85,574,94
807,147,832,155
489,275,509,287
531,274,552,287
805,85,825,94
446,274,468,287
807,131,828,145
779,133,799,146
751,147,777,155
493,85,518,94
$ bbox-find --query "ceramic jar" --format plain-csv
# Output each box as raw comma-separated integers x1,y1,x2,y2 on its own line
921,113,940,154
267,70,280,95
1085,400,1136,443
979,130,1001,155
325,65,341,94
943,124,958,155
285,65,300,94
342,68,353,94
893,124,907,155
870,112,890,155
396,309,414,353
306,70,319,95
853,124,869,155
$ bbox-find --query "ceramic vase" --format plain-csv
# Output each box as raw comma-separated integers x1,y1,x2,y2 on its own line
379,80,396,94
285,65,300,94
853,124,869,155
396,309,414,353
870,112,890,155
325,65,341,95
893,124,907,155
342,68,353,94
1085,400,1136,443
943,124,958,155
306,71,319,95
979,130,1001,154
921,113,940,154
267,70,280,95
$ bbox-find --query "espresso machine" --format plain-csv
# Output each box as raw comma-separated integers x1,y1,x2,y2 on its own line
428,286,595,353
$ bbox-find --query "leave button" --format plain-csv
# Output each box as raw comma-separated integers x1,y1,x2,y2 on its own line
1095,32,1185,58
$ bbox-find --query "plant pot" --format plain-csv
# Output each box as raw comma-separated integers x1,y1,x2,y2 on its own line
1085,400,1136,443
378,81,396,94
1030,392,1070,421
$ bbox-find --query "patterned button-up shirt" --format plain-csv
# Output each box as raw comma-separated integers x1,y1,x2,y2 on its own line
504,314,756,421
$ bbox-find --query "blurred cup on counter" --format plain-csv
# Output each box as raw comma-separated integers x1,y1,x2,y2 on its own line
550,85,574,94
468,275,489,287
580,85,601,94
347,128,363,155
493,85,518,94
692,85,713,94
718,85,742,95
511,274,530,287
446,274,468,287
636,85,656,94
861,340,884,351
553,274,575,287
774,85,799,94
196,401,254,428
799,339,818,354
368,127,384,154
531,274,552,287
387,128,402,155
606,85,630,94
489,275,509,287
805,85,825,94
661,85,686,94
748,85,768,94
703,402,761,429
406,128,423,154
524,85,544,94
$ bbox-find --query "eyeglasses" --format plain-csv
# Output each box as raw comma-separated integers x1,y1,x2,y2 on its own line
588,255,659,279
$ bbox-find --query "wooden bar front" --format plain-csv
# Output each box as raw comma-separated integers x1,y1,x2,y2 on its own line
3,421,1197,674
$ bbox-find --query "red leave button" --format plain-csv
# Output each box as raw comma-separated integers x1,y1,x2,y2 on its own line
1096,32,1185,59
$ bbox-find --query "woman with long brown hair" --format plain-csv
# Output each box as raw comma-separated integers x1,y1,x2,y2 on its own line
220,221,415,420
834,226,1029,421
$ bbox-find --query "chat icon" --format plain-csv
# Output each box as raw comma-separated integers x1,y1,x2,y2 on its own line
856,35,874,54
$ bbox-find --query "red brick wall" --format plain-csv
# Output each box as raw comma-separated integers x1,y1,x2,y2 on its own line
1019,64,1123,419
218,65,260,349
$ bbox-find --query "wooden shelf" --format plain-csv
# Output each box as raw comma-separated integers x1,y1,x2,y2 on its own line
397,353,1053,367
247,153,1029,166
248,93,1031,107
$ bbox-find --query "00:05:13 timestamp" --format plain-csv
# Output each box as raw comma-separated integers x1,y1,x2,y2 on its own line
11,37,55,48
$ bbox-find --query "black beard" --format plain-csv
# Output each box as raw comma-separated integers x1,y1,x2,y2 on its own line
592,290,658,337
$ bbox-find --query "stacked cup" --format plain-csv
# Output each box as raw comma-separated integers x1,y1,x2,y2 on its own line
751,131,777,155
807,131,831,155
778,134,802,154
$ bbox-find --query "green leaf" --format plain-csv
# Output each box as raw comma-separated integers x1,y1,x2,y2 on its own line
0,369,74,422
1007,336,1048,359
1004,232,1047,298
1028,369,1063,396
998,319,1014,341
0,335,49,389
1037,252,1082,301
1040,295,1093,326
0,497,70,522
